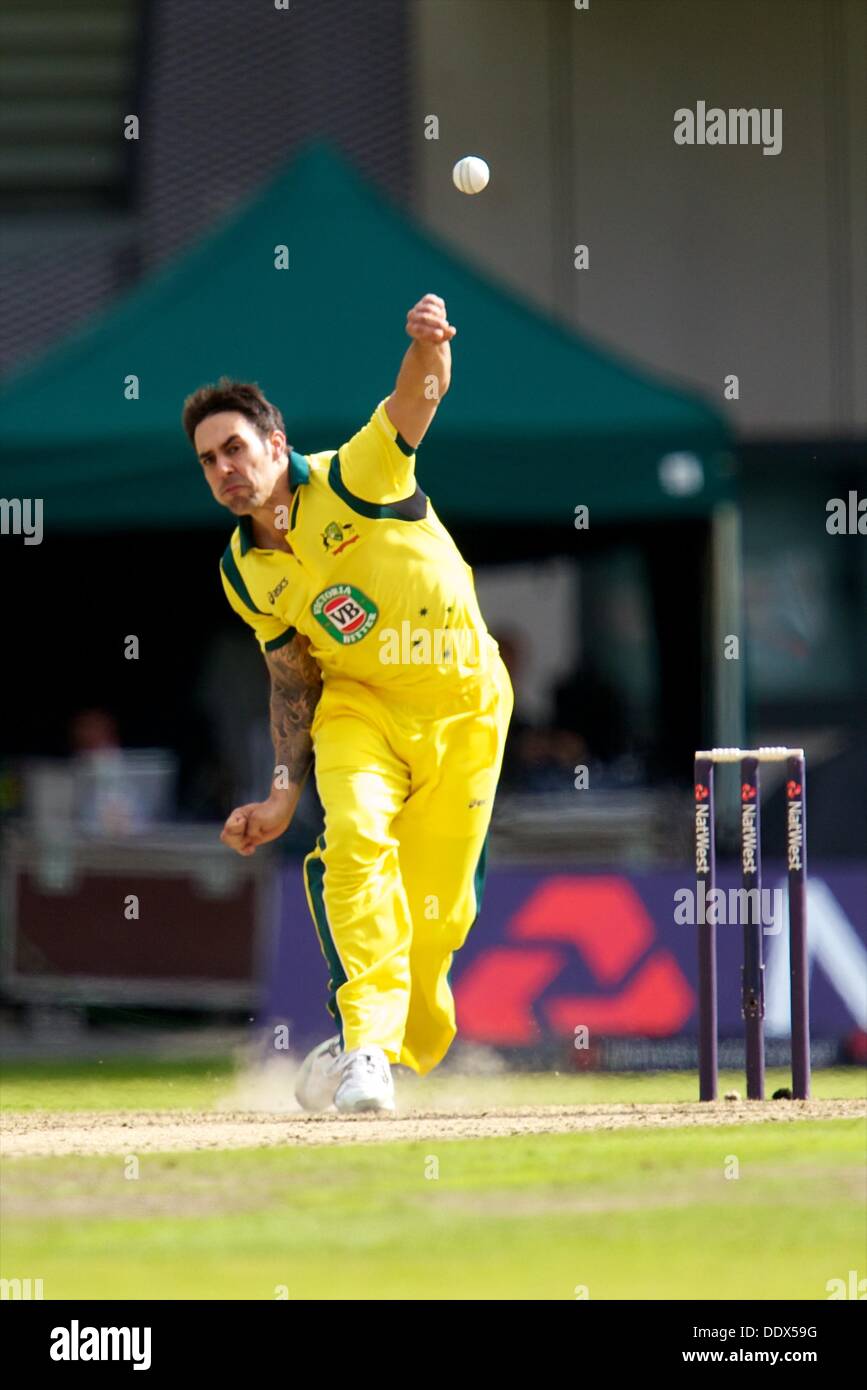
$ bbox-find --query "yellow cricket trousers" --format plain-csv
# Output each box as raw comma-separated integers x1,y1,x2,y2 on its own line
302,651,513,1075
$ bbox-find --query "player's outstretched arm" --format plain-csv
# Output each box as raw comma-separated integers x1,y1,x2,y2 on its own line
220,634,322,856
384,293,455,450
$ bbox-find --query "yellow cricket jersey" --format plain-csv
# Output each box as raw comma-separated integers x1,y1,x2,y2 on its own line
219,398,496,691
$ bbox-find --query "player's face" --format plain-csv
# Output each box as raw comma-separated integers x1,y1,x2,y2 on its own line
195,411,286,514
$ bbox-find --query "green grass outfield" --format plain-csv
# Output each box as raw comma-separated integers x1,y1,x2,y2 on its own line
1,1060,865,1300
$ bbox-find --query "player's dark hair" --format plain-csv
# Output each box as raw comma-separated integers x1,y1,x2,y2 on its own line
182,376,287,449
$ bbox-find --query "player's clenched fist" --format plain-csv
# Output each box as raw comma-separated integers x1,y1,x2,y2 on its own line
406,293,457,345
220,795,294,856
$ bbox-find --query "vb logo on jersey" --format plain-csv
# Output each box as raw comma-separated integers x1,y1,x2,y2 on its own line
312,584,378,643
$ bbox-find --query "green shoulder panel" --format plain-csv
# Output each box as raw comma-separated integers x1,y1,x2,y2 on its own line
220,536,266,616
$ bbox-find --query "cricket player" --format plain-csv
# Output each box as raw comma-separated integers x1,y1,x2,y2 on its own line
183,294,513,1113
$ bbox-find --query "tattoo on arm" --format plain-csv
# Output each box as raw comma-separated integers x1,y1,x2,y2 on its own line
264,634,322,786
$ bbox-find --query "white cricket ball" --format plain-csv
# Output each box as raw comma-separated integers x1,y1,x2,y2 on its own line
453,155,489,194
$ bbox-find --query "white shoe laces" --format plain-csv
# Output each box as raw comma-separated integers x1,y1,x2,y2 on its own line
341,1050,389,1087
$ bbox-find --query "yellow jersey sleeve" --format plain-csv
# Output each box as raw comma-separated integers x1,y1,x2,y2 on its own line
219,562,296,654
337,398,416,503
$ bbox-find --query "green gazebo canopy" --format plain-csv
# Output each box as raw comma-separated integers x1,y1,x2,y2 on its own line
0,141,732,529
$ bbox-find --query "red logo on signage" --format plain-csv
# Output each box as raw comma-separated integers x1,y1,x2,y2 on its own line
741,783,757,800
786,779,801,798
454,877,693,1045
695,783,709,800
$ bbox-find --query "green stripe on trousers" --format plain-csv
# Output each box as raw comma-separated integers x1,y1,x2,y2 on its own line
304,836,347,1047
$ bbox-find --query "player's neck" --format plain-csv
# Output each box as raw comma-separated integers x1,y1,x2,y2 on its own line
249,459,294,552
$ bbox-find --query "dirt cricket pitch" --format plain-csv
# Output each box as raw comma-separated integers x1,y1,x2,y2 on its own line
3,1096,863,1158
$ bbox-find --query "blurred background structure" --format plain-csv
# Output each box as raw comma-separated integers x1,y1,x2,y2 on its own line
0,0,864,1068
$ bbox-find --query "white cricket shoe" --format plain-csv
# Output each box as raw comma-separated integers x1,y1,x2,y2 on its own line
294,1035,343,1113
335,1046,396,1114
